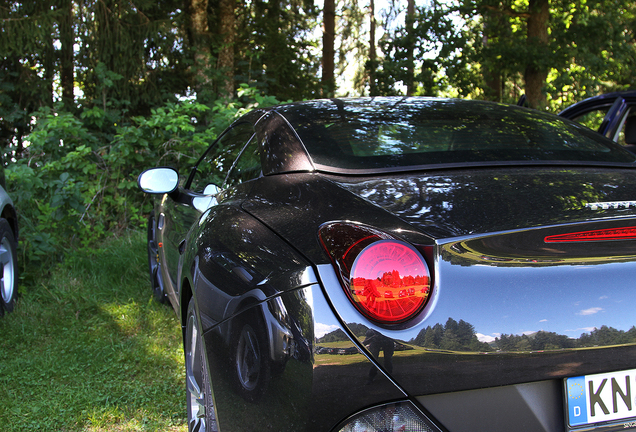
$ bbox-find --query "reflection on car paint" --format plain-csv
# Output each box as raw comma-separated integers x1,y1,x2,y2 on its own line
202,285,408,431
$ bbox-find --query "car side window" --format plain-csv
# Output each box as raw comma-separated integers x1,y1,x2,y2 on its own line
616,108,635,146
188,123,255,192
572,108,609,132
224,135,262,188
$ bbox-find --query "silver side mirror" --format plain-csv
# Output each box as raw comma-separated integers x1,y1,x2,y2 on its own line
138,167,179,194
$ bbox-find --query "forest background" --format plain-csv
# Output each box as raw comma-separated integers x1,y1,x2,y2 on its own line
1,0,635,282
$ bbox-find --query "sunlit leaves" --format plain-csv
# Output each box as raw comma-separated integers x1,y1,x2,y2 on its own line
373,0,635,110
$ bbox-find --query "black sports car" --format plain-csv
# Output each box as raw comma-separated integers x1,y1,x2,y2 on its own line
139,97,636,432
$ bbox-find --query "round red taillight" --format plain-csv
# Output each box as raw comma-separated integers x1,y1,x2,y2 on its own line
319,222,432,325
349,240,430,323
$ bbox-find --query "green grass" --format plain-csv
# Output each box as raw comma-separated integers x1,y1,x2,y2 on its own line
0,231,187,432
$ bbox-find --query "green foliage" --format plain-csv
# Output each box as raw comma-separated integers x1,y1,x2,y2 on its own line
495,326,636,352
5,86,282,284
412,318,492,352
78,0,190,114
546,0,636,106
234,0,322,101
0,1,59,149
412,319,636,353
373,0,636,110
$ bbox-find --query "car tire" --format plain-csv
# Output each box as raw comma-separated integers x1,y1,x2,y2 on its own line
0,218,17,315
185,298,218,432
147,212,167,303
232,310,271,402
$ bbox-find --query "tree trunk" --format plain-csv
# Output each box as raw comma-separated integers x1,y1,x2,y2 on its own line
58,0,74,109
44,30,55,107
217,0,235,98
369,0,376,96
186,0,212,99
524,0,549,109
405,0,415,96
322,0,335,96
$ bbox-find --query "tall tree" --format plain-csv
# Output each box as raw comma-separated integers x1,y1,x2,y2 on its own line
373,0,634,110
371,1,442,96
322,0,336,95
185,0,213,100
76,0,188,114
368,0,377,95
336,0,367,95
405,0,415,96
524,0,549,108
481,8,509,101
58,0,74,109
547,0,636,105
0,0,58,151
217,0,236,99
236,0,321,101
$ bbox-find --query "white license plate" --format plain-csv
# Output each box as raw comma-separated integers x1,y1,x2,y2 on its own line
566,369,636,430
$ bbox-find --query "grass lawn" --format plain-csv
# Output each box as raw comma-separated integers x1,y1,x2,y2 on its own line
0,231,187,431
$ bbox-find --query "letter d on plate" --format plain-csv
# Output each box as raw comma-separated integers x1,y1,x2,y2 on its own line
568,376,588,426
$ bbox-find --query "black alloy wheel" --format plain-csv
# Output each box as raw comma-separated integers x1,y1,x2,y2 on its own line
185,299,218,432
232,311,271,402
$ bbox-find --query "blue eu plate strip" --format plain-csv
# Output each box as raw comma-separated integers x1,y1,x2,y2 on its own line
567,375,588,426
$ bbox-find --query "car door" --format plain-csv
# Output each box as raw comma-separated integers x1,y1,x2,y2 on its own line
559,93,636,148
156,122,256,303
598,96,630,141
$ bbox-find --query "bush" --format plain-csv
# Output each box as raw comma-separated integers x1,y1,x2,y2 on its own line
5,87,283,284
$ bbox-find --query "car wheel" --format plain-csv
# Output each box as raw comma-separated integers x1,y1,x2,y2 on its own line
0,218,17,315
147,212,166,303
185,299,218,432
232,311,270,402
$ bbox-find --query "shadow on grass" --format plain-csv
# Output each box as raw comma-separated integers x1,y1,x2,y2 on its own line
0,231,187,431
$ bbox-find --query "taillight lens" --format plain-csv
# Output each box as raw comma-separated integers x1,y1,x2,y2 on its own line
319,223,431,325
545,226,636,243
351,240,430,322
337,401,440,432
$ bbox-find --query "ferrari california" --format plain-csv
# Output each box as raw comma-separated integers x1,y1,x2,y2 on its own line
138,97,636,432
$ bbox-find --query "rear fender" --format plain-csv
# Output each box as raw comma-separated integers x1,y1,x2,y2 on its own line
183,203,316,334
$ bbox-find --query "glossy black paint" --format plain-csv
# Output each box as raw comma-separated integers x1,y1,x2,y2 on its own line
256,111,315,175
201,285,407,431
141,97,636,432
335,167,636,238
